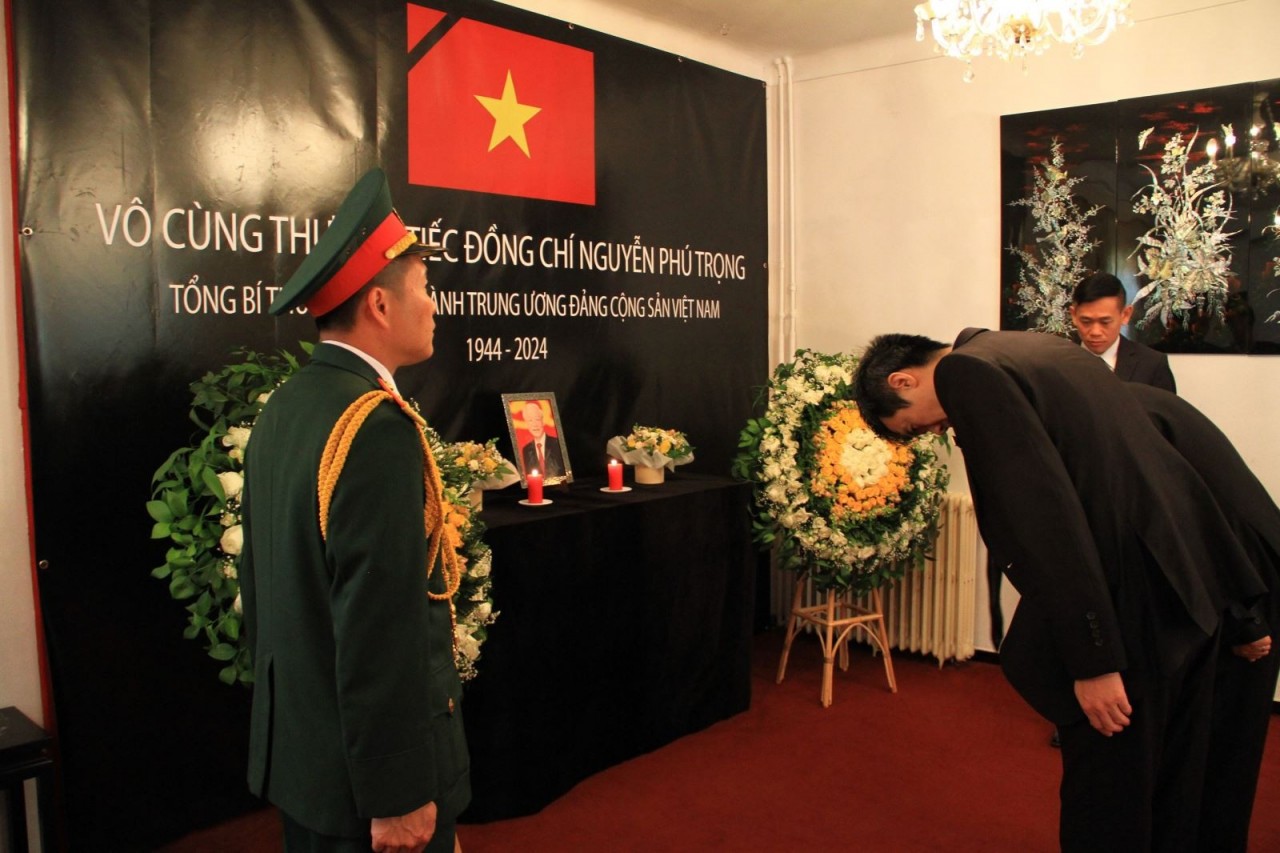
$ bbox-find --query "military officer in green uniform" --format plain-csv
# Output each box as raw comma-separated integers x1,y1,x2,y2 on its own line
240,167,470,852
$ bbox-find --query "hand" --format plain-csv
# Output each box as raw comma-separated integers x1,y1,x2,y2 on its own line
1073,672,1132,736
371,801,438,853
1232,636,1272,663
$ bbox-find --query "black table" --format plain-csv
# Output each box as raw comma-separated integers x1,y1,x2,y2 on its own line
459,472,755,821
0,706,54,852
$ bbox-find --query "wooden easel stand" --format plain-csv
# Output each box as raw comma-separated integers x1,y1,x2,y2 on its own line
776,573,897,707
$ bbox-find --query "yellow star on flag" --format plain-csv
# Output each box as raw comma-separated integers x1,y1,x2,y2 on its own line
475,71,542,158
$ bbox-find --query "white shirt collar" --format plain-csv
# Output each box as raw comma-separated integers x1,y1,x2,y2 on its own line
1083,336,1122,371
321,340,399,394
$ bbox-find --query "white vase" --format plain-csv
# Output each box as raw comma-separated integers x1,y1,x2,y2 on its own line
634,465,665,485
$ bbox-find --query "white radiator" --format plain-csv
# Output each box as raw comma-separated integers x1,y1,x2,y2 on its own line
772,493,980,667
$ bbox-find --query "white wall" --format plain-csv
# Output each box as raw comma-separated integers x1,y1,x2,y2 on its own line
787,0,1280,678
0,21,42,726
497,0,775,80
0,12,47,848
789,0,1280,491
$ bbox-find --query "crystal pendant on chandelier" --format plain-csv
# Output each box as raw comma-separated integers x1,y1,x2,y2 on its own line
914,0,1132,80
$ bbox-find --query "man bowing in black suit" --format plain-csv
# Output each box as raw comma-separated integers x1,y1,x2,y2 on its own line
1128,383,1280,853
853,328,1266,853
1070,272,1176,392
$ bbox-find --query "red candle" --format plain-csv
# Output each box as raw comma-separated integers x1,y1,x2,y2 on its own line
527,468,543,504
608,458,623,490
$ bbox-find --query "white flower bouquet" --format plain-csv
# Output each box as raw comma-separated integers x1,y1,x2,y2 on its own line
606,424,695,472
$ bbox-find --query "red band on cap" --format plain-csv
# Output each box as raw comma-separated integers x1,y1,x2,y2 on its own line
306,212,412,316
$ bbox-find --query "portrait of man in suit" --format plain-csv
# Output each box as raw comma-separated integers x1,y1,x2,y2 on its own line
1070,271,1176,392
503,393,571,484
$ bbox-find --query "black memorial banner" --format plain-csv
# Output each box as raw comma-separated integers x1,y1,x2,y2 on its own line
11,0,767,846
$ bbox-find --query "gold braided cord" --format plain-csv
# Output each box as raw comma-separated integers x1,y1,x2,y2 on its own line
384,232,418,260
318,391,388,542
317,382,464,651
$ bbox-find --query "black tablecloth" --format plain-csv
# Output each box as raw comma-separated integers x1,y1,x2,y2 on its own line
459,472,755,821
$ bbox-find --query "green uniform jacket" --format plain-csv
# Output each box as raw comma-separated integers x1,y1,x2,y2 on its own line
240,343,470,837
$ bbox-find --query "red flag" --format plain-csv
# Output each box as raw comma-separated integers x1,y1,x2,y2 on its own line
407,5,596,205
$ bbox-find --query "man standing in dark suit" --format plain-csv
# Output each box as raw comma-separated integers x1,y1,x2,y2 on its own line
1035,271,1180,749
241,168,470,852
853,328,1266,852
1070,271,1176,392
1128,383,1280,853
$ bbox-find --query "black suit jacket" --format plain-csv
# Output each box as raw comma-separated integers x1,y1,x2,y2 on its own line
940,329,1264,724
1114,335,1176,392
1127,384,1280,644
521,434,565,479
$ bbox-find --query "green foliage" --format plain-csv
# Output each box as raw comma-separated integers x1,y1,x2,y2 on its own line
149,347,303,685
150,342,500,687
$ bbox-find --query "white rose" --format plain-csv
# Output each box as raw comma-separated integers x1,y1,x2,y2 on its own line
220,524,243,556
228,447,244,463
765,483,787,503
471,553,492,578
220,512,236,527
222,560,238,580
474,601,492,621
455,629,481,661
222,425,252,451
233,593,243,614
217,471,243,500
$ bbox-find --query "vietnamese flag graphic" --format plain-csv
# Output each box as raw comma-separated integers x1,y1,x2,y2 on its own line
407,4,596,205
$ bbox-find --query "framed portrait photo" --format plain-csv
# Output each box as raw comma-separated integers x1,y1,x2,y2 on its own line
501,392,573,486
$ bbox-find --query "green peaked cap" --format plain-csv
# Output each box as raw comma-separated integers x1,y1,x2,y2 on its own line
269,167,439,317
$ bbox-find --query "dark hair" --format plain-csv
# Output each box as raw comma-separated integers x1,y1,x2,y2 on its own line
1072,272,1127,307
853,333,948,440
314,256,422,331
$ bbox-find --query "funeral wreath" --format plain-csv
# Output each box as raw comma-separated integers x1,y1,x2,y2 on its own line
734,349,950,592
147,346,502,685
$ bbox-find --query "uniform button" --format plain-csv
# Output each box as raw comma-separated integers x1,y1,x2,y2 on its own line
1085,611,1097,620
447,697,455,715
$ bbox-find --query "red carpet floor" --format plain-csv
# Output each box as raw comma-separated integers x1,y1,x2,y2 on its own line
165,630,1280,852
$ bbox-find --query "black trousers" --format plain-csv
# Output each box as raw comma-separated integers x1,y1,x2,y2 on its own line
1057,629,1219,853
282,809,457,853
1196,643,1280,853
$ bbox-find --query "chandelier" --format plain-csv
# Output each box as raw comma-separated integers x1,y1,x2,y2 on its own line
914,1,1132,81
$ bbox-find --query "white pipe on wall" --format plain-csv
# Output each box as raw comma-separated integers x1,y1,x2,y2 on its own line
772,55,797,366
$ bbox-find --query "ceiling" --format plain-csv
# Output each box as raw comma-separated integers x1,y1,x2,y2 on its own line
582,0,917,58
